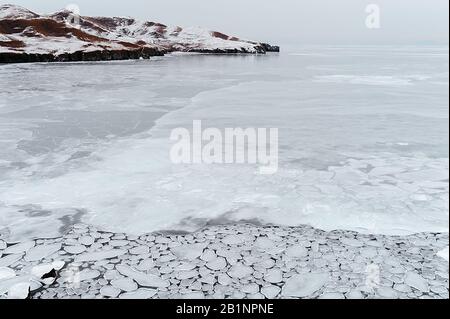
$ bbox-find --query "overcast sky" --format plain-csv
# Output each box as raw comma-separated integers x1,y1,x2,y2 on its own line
5,0,449,45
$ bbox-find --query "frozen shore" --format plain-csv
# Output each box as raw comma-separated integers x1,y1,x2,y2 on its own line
0,223,448,299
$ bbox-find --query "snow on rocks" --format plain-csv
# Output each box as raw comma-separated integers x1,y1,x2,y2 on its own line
0,4,37,19
0,5,279,64
0,223,448,299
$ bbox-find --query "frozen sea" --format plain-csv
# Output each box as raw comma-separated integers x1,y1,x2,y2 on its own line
0,46,448,241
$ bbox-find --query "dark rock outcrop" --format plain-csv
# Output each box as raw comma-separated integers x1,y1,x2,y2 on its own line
0,47,164,63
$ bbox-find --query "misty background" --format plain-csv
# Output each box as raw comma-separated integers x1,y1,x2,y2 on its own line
4,0,450,46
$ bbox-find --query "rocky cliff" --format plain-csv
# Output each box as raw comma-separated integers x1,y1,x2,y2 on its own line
0,4,279,63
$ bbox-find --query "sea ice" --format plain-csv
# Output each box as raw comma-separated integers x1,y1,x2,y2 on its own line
0,254,23,267
119,288,157,299
3,241,35,254
261,285,281,299
25,243,61,262
264,269,283,283
206,257,227,271
282,273,329,298
75,249,126,262
227,263,253,279
437,247,449,262
404,272,429,292
7,282,30,299
116,265,170,288
111,277,138,292
0,267,15,281
64,245,87,254
100,286,120,298
171,243,207,260
285,245,308,258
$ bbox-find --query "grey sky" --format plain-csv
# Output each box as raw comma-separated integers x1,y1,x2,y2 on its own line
5,0,449,45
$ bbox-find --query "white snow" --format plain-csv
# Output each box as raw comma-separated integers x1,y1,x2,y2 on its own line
0,5,264,56
0,4,37,20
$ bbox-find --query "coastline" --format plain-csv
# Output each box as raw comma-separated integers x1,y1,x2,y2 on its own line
1,223,448,299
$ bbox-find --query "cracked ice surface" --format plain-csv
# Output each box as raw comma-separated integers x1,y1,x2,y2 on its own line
0,46,448,241
0,223,448,299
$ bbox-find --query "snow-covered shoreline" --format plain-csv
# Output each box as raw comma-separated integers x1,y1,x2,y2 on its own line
1,223,448,299
0,4,279,64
